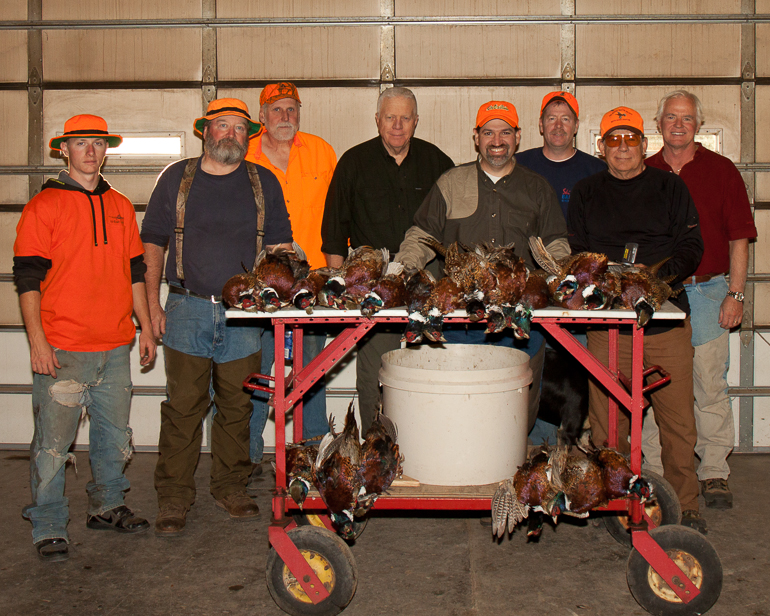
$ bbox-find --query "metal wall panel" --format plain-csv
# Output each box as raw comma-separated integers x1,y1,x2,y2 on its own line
0,31,28,84
222,87,380,162
754,210,770,277
42,0,203,19
398,0,561,15
755,86,770,162
0,281,23,325
753,284,770,326
756,172,770,202
576,0,741,14
757,25,770,78
397,25,561,79
0,91,28,166
410,86,552,166
0,212,22,273
42,29,203,82
758,0,770,11
217,0,380,17
218,27,380,81
577,25,741,78
43,89,203,163
103,175,165,206
4,0,27,20
0,177,28,204
572,85,741,160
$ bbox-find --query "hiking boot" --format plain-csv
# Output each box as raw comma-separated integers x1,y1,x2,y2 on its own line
155,503,188,536
681,509,708,535
87,505,150,534
215,490,260,519
701,478,733,509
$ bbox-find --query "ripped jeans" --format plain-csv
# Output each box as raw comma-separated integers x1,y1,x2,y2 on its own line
23,345,133,544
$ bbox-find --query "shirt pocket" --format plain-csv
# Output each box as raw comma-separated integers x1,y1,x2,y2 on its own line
506,207,537,235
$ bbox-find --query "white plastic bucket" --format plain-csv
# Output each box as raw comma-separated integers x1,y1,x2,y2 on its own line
379,344,532,486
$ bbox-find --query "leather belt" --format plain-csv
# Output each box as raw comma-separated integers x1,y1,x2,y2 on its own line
683,274,722,286
168,285,222,303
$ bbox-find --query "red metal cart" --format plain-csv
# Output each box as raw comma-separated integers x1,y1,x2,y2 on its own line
230,305,723,616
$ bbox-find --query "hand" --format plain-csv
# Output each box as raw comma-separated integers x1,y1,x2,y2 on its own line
719,295,743,329
30,339,61,378
138,329,157,366
150,302,166,340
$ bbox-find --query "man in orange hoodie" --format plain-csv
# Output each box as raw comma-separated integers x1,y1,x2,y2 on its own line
13,115,156,562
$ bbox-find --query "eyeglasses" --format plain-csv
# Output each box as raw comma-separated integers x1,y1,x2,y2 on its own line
603,133,642,148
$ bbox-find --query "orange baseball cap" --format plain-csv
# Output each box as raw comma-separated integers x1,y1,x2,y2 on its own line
193,98,262,138
50,115,122,151
260,82,302,107
475,101,519,130
540,91,579,118
600,106,644,138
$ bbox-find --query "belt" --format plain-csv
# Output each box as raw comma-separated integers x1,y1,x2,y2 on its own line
168,285,222,303
683,274,723,286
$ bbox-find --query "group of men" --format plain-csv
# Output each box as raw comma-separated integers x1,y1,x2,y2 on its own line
13,82,754,561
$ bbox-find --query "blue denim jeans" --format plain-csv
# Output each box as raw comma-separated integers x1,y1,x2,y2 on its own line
442,324,546,433
23,345,133,545
163,290,262,362
250,327,329,463
687,275,729,347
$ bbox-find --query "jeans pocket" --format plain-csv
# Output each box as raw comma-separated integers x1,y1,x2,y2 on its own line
164,293,184,317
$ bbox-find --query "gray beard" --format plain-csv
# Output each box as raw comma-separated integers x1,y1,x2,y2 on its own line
205,134,247,165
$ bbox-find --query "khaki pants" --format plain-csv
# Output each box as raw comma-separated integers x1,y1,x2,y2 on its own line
155,347,261,507
587,319,699,512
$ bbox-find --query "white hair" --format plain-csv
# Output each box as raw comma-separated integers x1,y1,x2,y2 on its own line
377,87,418,116
654,90,704,128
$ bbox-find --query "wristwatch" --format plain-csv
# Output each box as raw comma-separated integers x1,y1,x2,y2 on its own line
727,290,745,302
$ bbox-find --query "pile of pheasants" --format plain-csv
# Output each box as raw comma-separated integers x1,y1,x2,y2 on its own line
222,237,677,341
491,442,652,539
281,403,404,540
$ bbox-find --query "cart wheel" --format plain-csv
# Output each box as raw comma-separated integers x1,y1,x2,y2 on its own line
293,512,368,542
627,526,722,616
605,470,681,547
266,526,358,616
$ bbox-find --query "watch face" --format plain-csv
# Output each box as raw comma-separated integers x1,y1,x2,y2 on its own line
729,291,745,302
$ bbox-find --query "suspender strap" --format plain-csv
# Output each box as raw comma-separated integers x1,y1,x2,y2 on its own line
174,157,199,282
245,161,266,269
173,158,266,282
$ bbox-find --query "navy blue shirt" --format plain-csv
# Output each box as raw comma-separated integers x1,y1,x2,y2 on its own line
141,158,293,297
516,148,607,221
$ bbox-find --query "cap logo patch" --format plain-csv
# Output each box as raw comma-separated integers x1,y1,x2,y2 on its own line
486,104,510,111
612,110,627,120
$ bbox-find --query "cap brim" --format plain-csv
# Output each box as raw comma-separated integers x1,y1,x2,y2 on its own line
49,134,123,151
602,125,644,138
193,115,262,138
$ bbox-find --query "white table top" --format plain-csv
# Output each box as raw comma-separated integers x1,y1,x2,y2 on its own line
226,300,685,321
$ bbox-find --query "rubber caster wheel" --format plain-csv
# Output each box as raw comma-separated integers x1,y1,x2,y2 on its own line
627,526,722,616
266,526,358,616
605,470,681,547
293,512,368,542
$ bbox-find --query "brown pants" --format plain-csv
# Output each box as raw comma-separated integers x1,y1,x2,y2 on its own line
155,347,261,507
587,319,699,512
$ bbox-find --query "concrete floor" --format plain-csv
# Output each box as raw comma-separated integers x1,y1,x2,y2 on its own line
1,450,768,616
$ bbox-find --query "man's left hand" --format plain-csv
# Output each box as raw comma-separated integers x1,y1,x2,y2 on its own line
719,296,744,329
138,329,157,366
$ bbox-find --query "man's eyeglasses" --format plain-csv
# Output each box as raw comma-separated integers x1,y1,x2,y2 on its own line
603,133,642,148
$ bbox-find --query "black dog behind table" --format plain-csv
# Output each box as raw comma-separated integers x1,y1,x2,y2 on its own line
538,345,589,446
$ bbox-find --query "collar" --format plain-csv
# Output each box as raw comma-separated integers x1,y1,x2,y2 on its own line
475,156,516,183
252,131,303,160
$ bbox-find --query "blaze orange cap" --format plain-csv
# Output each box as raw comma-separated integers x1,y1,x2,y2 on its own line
600,106,644,138
475,101,519,130
50,114,123,151
193,98,262,138
540,91,579,118
260,82,302,107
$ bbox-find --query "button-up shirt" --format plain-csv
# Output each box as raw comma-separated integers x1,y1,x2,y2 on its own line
321,136,454,257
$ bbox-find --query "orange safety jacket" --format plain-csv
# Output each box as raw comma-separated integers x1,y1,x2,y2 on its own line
14,177,144,352
247,131,336,269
